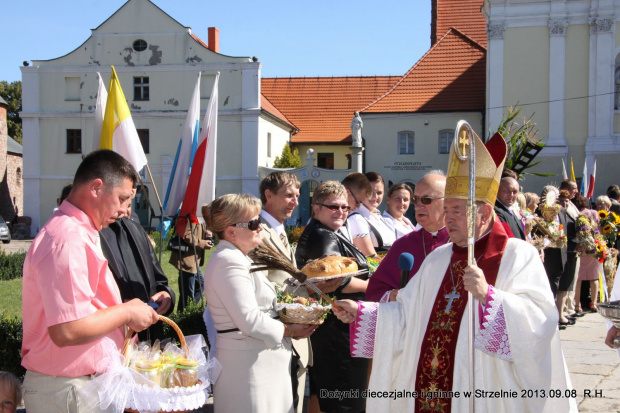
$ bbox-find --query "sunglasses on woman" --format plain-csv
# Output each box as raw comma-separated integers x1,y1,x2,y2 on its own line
412,196,444,205
318,203,352,213
233,218,261,231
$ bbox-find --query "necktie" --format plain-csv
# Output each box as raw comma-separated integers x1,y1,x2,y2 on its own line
280,232,289,249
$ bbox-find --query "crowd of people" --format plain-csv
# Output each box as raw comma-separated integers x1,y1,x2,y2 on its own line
16,145,620,413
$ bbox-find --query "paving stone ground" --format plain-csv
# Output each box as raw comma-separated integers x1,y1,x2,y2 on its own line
560,310,620,412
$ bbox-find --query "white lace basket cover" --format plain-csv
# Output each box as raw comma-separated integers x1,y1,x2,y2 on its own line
78,324,221,413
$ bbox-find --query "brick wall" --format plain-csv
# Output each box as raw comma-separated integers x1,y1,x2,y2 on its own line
0,104,6,179
6,153,23,219
0,102,23,222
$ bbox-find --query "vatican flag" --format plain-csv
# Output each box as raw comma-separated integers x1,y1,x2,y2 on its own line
98,66,147,172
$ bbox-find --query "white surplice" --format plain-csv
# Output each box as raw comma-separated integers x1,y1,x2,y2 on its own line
367,239,577,412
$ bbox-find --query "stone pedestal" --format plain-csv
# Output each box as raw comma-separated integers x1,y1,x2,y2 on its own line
350,146,364,173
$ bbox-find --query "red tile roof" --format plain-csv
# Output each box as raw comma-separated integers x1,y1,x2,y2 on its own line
190,33,208,49
261,94,296,130
361,28,486,114
261,76,401,143
432,0,487,47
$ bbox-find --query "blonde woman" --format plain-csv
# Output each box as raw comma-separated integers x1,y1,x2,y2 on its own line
203,194,316,413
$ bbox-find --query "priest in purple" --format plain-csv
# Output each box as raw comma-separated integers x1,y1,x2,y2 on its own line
366,172,449,302
334,131,576,413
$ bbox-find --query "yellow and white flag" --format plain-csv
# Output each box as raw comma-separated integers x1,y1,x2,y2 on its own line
98,66,147,172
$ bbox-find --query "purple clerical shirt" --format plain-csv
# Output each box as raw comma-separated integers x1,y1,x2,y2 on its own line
365,227,450,302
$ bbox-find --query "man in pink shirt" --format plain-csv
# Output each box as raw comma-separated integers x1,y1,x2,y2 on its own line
21,150,159,412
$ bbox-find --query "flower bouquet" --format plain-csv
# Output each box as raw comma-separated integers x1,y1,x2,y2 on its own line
576,214,598,254
604,248,619,296
598,210,620,247
366,254,386,276
287,226,305,255
535,197,567,249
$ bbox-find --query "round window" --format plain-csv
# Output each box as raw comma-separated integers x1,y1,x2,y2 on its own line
133,39,148,52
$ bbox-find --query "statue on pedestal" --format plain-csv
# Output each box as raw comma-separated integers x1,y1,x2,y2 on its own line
350,112,363,148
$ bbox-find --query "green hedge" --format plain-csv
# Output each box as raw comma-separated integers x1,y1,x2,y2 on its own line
0,251,25,281
163,298,209,347
148,227,175,256
0,314,25,379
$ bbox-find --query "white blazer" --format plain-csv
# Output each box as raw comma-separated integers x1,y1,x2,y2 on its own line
204,240,287,351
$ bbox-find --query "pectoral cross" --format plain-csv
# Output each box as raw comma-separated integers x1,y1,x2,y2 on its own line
445,289,460,313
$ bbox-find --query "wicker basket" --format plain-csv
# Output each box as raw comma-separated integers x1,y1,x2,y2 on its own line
276,303,331,325
123,315,204,413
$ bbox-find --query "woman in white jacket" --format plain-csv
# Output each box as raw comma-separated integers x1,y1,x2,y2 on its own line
203,194,316,413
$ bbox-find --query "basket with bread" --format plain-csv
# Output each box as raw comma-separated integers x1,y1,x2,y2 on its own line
249,244,367,322
276,289,332,325
77,316,221,413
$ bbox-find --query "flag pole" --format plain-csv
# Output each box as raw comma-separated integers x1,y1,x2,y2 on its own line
145,164,163,213
455,120,476,413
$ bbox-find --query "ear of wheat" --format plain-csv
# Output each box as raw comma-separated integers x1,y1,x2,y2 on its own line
249,243,307,284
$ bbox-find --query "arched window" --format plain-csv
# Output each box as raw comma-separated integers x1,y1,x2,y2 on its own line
16,167,22,185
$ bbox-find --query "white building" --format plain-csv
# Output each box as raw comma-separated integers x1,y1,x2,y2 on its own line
21,0,292,233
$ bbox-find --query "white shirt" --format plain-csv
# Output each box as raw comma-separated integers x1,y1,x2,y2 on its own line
382,210,415,239
260,210,285,238
347,209,370,239
358,204,396,248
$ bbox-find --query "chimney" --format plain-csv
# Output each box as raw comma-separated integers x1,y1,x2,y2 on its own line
208,27,219,53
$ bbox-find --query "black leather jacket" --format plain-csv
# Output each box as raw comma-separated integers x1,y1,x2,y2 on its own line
295,219,368,273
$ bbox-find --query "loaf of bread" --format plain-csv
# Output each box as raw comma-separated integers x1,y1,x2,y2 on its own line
301,255,358,278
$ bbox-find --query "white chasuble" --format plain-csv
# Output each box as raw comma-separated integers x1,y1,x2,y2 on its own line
366,239,577,412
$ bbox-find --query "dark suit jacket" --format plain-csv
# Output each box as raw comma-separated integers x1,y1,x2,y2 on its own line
101,218,175,339
494,201,526,240
295,219,368,274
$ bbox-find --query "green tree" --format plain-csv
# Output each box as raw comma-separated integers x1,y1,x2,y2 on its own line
273,143,302,168
0,81,22,144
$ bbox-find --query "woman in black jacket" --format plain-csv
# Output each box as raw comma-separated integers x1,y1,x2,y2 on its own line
295,180,368,413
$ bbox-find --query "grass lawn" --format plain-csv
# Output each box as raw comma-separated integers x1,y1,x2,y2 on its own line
0,249,213,320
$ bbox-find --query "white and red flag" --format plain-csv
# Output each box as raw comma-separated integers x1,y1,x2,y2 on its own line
586,160,596,198
176,72,219,235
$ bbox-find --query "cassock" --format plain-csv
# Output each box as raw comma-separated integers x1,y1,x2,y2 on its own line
366,227,449,302
350,220,576,412
100,217,175,340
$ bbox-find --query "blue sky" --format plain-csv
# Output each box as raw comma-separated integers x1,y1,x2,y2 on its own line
0,0,432,82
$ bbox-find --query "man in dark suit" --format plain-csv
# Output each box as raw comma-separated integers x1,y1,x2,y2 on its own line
100,200,175,340
494,177,526,240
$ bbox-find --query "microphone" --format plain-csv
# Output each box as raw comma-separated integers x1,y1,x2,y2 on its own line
398,252,415,289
